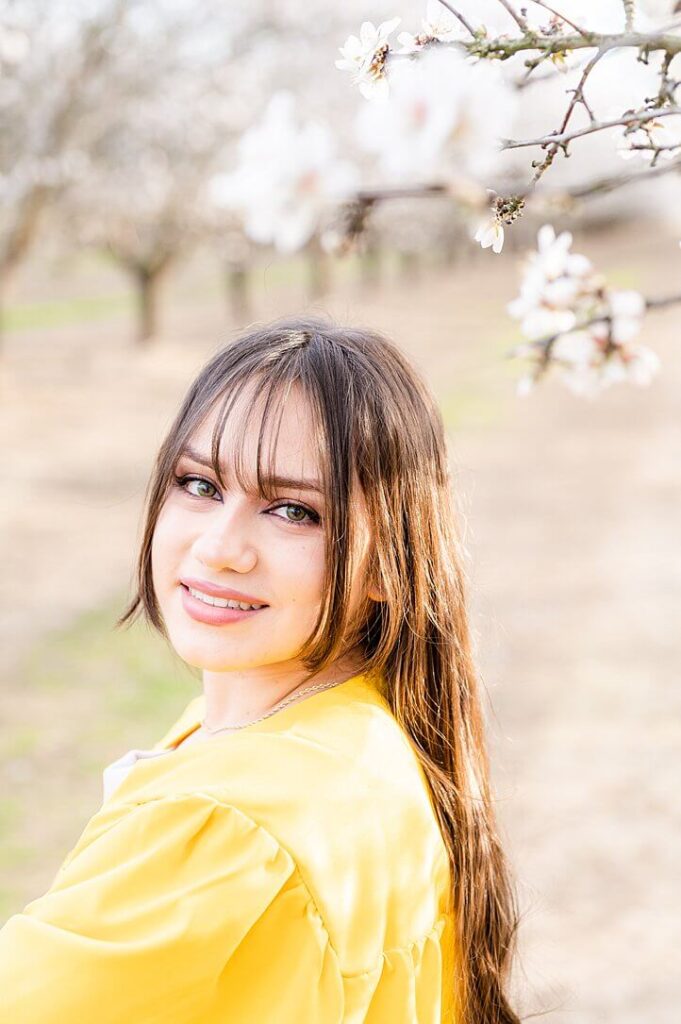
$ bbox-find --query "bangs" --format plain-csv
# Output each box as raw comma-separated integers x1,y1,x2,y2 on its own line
203,361,330,507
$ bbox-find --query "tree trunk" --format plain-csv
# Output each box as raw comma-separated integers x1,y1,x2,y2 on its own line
398,250,421,283
306,241,330,300
360,241,382,291
0,274,5,352
133,265,163,344
226,262,251,322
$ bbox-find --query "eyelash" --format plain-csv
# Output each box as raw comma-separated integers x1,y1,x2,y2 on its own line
172,474,321,527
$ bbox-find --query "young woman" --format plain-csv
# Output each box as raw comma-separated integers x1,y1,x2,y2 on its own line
0,317,521,1022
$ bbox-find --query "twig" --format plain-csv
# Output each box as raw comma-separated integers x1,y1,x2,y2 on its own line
464,30,681,61
526,0,589,36
645,291,681,310
348,153,681,208
622,0,635,33
494,0,528,32
529,48,604,182
555,51,602,133
435,0,477,39
515,50,593,88
355,185,449,202
565,155,681,198
502,104,681,150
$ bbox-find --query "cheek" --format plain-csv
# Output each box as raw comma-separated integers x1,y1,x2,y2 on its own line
150,506,183,585
273,535,326,601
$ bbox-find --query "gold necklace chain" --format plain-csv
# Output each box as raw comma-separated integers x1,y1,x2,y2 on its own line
199,675,351,736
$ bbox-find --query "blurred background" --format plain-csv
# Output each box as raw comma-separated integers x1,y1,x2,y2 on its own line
1,1,680,1022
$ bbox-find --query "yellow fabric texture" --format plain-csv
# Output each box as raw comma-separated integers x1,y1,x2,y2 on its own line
0,671,458,1022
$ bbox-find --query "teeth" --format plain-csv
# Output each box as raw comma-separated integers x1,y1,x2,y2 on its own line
187,587,264,611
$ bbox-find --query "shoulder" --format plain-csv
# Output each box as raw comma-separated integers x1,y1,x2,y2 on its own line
200,681,451,974
7,789,454,1021
4,793,344,1022
91,675,450,976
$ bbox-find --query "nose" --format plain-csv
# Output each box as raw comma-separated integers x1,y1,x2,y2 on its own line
190,495,258,573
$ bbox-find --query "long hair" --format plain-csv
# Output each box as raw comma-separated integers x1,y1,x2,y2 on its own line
117,315,522,1023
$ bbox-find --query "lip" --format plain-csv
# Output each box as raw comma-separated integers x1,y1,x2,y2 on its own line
179,577,268,605
180,585,267,626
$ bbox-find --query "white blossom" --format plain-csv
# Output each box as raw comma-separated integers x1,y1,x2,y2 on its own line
534,224,593,280
507,225,593,336
608,288,646,343
508,225,659,395
552,330,601,367
559,340,661,396
335,18,401,100
518,307,578,340
0,25,29,65
474,216,504,253
516,374,536,397
354,47,516,182
396,0,467,52
211,92,358,253
621,344,661,385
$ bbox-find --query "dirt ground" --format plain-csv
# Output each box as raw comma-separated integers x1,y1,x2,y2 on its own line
1,220,680,1022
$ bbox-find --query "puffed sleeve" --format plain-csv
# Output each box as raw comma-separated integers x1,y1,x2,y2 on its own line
0,793,343,1023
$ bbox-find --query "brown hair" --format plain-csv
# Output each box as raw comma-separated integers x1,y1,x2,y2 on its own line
117,315,522,1023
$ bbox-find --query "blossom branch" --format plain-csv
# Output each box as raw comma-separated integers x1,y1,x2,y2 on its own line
509,287,681,365
435,0,477,39
622,0,635,33
468,30,681,61
494,0,528,33
565,154,681,198
644,290,681,311
502,105,681,150
529,48,603,182
335,16,681,255
526,0,590,36
355,185,449,201
503,288,679,364
337,154,681,216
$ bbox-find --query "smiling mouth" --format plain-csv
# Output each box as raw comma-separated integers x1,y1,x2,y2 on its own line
180,583,268,611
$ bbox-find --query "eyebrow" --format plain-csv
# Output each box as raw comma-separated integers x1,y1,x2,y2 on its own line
178,444,324,493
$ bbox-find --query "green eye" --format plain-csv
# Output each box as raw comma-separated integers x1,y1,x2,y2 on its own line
174,475,218,499
269,503,319,526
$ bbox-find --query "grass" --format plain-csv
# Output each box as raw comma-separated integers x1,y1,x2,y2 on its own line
24,592,198,734
5,294,134,331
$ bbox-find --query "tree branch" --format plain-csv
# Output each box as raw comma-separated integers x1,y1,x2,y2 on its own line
509,290,681,364
527,0,590,36
435,0,477,39
563,155,681,198
494,0,528,32
502,104,681,150
465,30,681,61
621,0,635,32
529,48,604,182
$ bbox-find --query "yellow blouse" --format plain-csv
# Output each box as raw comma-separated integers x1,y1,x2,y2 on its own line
0,671,458,1022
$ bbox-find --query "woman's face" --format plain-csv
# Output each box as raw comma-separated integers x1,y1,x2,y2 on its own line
151,382,375,674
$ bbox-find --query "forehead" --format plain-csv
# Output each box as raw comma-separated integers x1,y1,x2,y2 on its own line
185,380,323,480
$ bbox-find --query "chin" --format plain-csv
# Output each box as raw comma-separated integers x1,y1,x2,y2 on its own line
166,629,257,673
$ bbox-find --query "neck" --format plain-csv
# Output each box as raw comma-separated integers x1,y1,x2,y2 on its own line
200,651,366,731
